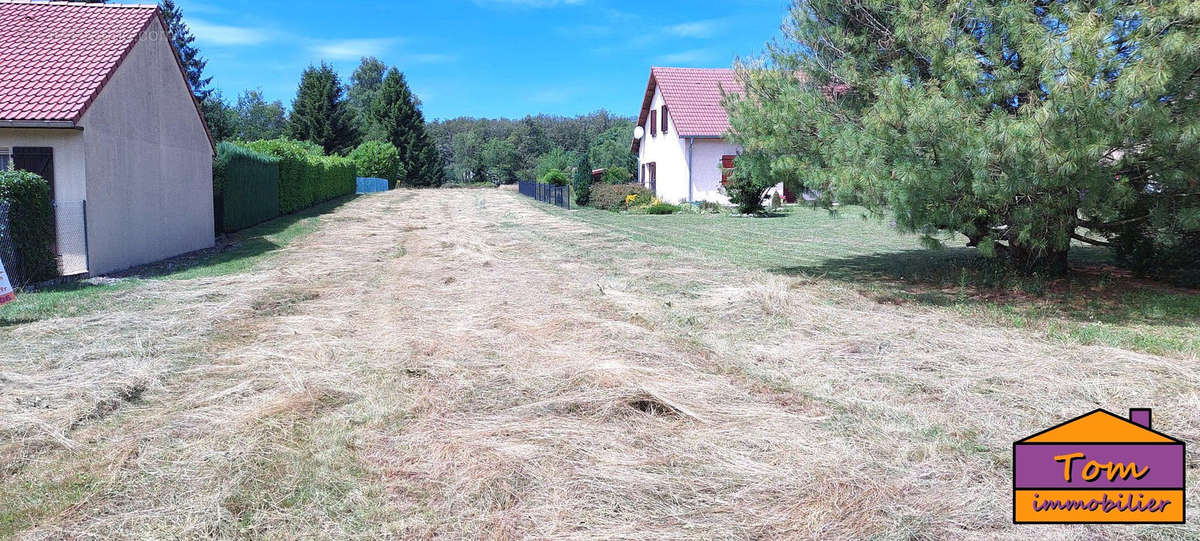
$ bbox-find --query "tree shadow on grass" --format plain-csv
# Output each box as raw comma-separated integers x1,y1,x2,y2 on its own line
770,246,1200,327
0,196,358,326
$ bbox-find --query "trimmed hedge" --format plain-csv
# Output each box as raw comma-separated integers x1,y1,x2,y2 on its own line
590,183,654,211
214,142,281,233
244,138,356,214
0,170,56,285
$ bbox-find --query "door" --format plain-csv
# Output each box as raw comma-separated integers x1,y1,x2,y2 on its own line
648,162,657,194
12,147,55,201
12,148,57,255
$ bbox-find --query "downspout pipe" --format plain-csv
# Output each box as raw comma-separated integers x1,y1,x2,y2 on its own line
686,137,695,203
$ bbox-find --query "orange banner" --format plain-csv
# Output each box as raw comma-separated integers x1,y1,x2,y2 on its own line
1014,489,1185,523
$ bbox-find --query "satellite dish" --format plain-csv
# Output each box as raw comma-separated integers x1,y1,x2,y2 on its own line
633,126,645,140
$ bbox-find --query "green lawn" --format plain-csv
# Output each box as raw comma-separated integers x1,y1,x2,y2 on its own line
0,196,355,326
541,201,1200,358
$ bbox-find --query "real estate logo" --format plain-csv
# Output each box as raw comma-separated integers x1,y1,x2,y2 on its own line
1013,409,1186,524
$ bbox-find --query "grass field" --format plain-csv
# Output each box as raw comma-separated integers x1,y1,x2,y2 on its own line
1,189,1197,539
540,203,1200,359
0,196,353,326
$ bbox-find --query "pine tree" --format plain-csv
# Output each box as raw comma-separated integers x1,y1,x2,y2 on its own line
727,0,1200,274
159,0,211,103
289,63,359,155
369,68,444,186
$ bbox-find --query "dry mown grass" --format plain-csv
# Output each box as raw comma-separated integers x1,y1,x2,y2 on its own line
1,189,1197,539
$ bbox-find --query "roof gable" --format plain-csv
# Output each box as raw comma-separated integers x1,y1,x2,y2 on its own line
1018,409,1180,444
0,2,158,122
632,67,745,152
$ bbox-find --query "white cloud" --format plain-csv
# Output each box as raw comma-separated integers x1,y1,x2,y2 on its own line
667,20,722,39
308,38,403,61
655,49,719,65
189,20,276,46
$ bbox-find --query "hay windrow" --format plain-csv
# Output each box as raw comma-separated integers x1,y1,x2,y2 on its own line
0,189,1196,539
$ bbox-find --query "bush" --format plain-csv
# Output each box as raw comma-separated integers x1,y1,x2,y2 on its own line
589,184,653,211
214,142,281,233
540,168,569,186
0,170,56,284
770,192,783,210
645,202,680,215
348,141,404,189
244,138,356,214
600,167,632,184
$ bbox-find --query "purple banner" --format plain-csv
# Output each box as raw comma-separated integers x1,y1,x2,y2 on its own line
1014,444,1184,489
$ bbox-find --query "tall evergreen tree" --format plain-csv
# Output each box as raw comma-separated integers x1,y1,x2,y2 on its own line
369,68,444,186
289,63,359,155
727,0,1200,274
159,0,211,103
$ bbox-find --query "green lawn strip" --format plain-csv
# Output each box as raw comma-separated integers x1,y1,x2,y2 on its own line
540,199,1200,358
0,196,354,325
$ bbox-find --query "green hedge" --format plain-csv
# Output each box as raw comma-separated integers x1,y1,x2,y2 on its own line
0,170,56,285
214,142,281,233
348,141,403,189
243,138,356,214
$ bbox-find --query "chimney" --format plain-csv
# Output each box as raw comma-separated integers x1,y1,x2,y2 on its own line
1130,408,1152,429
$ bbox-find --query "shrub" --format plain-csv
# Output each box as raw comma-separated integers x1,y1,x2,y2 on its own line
770,192,783,210
600,167,632,184
214,142,281,233
0,170,56,284
590,184,653,211
244,138,356,214
645,202,680,215
573,154,592,207
540,168,569,186
348,141,403,189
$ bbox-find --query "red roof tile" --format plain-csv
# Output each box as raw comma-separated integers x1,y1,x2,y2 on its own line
0,2,158,122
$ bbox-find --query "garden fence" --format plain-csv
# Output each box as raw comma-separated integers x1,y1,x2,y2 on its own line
518,180,570,210
0,202,19,284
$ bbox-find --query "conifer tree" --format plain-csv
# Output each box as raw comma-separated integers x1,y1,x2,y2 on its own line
289,63,359,155
727,0,1200,274
573,153,592,207
370,68,444,186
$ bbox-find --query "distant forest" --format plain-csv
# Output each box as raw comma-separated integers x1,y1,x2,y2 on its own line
427,111,638,185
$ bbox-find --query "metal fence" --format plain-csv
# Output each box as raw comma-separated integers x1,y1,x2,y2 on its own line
55,200,88,276
0,202,20,284
518,180,570,210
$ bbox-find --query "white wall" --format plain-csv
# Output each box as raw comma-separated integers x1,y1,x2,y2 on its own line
79,18,214,274
688,139,741,205
636,87,689,204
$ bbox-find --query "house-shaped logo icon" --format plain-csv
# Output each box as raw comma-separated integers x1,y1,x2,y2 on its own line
1013,409,1186,524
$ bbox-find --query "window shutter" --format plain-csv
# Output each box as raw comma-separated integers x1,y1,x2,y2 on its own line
661,106,668,134
721,155,736,185
650,110,657,136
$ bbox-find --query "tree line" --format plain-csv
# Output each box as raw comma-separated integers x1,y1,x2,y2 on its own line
427,112,638,185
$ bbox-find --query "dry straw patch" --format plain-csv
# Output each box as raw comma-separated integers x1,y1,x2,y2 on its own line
0,189,1197,539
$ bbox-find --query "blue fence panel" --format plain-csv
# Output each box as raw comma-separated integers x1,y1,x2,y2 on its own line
356,177,389,194
517,180,570,209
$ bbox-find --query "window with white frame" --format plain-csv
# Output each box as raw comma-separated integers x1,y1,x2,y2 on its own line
0,148,10,171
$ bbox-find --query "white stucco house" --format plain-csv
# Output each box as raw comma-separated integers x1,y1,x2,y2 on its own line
631,67,787,206
0,2,215,276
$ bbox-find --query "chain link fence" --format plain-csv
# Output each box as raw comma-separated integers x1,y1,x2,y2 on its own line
55,200,88,276
0,201,22,285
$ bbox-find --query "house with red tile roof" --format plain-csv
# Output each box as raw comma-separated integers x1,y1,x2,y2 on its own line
631,67,783,206
0,1,215,276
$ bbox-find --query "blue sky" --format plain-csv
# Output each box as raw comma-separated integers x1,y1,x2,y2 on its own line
156,0,790,121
